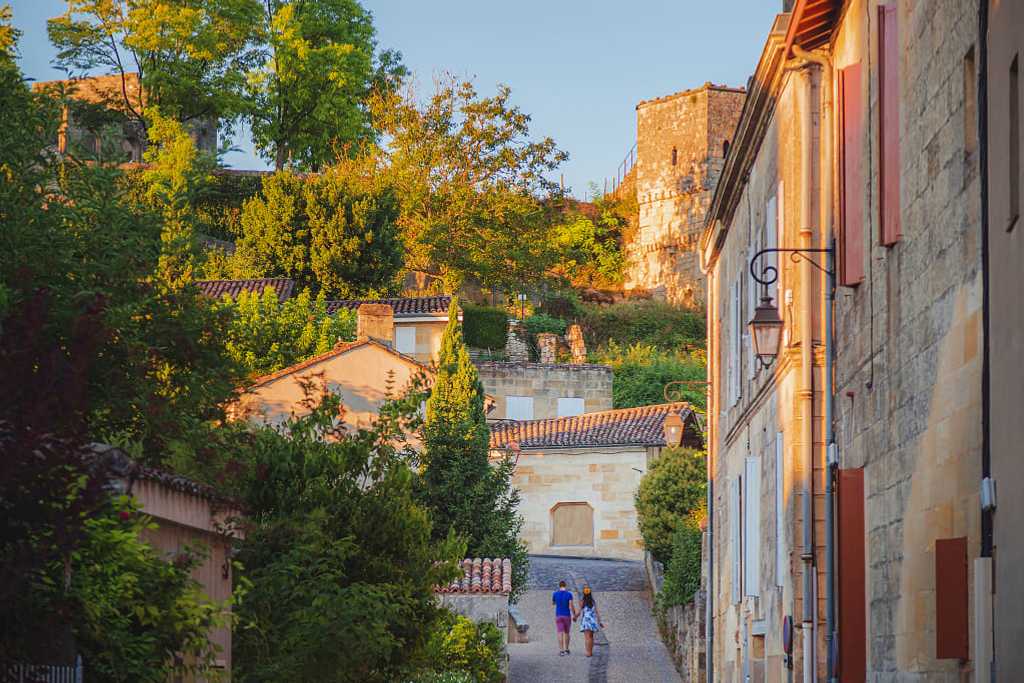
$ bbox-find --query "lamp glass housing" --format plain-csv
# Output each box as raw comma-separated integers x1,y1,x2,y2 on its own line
749,295,784,366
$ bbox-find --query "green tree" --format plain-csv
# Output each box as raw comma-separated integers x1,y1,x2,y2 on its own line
551,195,630,288
230,164,404,298
372,75,568,292
245,0,406,170
591,342,707,410
232,392,463,682
657,503,706,610
635,447,707,564
417,300,528,598
221,287,356,377
46,0,261,134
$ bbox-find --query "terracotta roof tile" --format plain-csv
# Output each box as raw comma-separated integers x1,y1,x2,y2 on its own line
196,278,295,301
435,558,513,595
326,296,450,317
489,402,695,450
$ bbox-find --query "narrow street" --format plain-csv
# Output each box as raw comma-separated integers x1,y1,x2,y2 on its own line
508,556,681,683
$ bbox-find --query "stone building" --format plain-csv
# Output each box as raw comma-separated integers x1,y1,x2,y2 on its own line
624,83,745,307
701,0,1010,681
475,361,613,422
489,403,701,560
32,73,217,162
327,295,453,363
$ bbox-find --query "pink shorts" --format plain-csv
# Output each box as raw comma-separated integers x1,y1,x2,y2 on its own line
555,616,572,633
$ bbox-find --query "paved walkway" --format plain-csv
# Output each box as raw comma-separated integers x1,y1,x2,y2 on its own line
508,556,681,683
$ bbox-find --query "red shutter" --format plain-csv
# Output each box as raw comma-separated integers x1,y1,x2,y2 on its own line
935,537,969,659
878,4,901,246
839,63,865,286
837,468,866,682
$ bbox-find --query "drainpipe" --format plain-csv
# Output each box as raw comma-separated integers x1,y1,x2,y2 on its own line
797,65,818,683
792,44,837,683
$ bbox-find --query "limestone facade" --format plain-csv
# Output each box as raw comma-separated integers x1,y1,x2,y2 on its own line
702,1,992,680
475,362,612,422
624,83,745,307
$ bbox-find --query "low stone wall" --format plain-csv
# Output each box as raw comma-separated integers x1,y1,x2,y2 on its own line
644,552,706,682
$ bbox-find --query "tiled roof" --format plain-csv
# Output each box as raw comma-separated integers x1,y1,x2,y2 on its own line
195,278,295,301
326,296,451,317
245,338,429,389
435,558,512,595
489,402,695,450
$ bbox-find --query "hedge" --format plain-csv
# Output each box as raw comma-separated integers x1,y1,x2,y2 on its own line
462,304,508,350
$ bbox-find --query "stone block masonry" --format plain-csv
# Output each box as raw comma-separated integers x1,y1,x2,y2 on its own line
476,361,612,421
624,83,745,307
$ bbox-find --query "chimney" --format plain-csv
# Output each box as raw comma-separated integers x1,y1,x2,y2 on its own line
537,333,558,364
356,303,394,346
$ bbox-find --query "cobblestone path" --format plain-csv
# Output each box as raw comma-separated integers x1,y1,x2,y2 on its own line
508,556,681,683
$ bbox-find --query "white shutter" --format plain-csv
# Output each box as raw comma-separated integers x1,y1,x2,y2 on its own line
775,181,784,311
731,477,742,604
775,432,786,587
732,278,742,405
744,456,762,597
394,326,416,354
506,396,534,421
556,397,585,417
746,245,756,381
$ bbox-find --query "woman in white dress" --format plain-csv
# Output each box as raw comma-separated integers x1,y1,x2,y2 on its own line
575,586,605,657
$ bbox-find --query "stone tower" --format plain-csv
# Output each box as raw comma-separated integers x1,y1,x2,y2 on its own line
623,83,745,307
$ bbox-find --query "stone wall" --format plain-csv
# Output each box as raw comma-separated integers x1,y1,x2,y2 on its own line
510,445,656,560
625,84,745,306
831,0,983,677
476,362,613,421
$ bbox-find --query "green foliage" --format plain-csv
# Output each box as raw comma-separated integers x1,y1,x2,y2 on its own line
523,312,567,337
537,293,582,320
579,300,705,351
231,393,463,682
245,0,406,170
551,196,629,287
418,301,529,600
407,673,474,683
70,499,234,682
658,506,705,610
418,611,504,683
462,304,508,350
221,287,356,377
229,165,404,298
372,75,567,292
590,342,707,410
193,171,265,241
635,447,707,565
47,0,261,131
0,57,243,459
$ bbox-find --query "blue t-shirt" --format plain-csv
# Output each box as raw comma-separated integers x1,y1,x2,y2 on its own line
552,589,573,616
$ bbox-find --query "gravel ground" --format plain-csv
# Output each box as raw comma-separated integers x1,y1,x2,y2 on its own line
508,556,681,683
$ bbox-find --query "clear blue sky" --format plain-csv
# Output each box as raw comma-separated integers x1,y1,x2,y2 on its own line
10,0,779,199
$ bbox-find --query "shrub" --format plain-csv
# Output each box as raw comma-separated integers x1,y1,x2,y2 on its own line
419,611,504,683
538,293,581,320
635,447,707,564
658,505,706,609
523,312,567,337
462,304,508,350
579,300,705,351
590,342,707,410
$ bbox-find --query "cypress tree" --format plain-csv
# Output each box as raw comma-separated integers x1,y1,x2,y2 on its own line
419,299,528,597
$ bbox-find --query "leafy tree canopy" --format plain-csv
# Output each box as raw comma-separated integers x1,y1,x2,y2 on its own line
372,75,568,292
246,0,407,170
635,446,707,565
225,163,404,298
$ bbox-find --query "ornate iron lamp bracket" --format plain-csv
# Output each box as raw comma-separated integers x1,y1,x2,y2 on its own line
749,247,835,290
663,379,711,403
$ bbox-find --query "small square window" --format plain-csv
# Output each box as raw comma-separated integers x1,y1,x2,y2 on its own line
506,396,534,421
394,326,416,354
556,397,585,417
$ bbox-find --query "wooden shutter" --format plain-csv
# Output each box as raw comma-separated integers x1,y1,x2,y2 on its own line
935,537,969,659
775,432,786,587
731,477,742,603
732,278,742,404
837,468,866,682
744,457,761,597
839,63,865,286
878,4,901,245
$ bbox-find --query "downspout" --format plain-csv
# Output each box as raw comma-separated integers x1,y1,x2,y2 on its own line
706,271,715,683
792,44,837,683
798,65,818,683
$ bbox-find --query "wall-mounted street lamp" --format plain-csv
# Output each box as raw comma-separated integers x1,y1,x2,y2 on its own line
748,247,834,368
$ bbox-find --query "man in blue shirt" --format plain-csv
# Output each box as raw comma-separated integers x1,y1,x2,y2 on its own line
552,580,577,655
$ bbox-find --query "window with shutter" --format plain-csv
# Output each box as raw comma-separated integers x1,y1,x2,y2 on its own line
744,456,761,597
879,4,901,245
732,278,742,405
746,245,756,381
837,468,866,682
839,63,865,285
730,477,742,604
775,432,786,587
